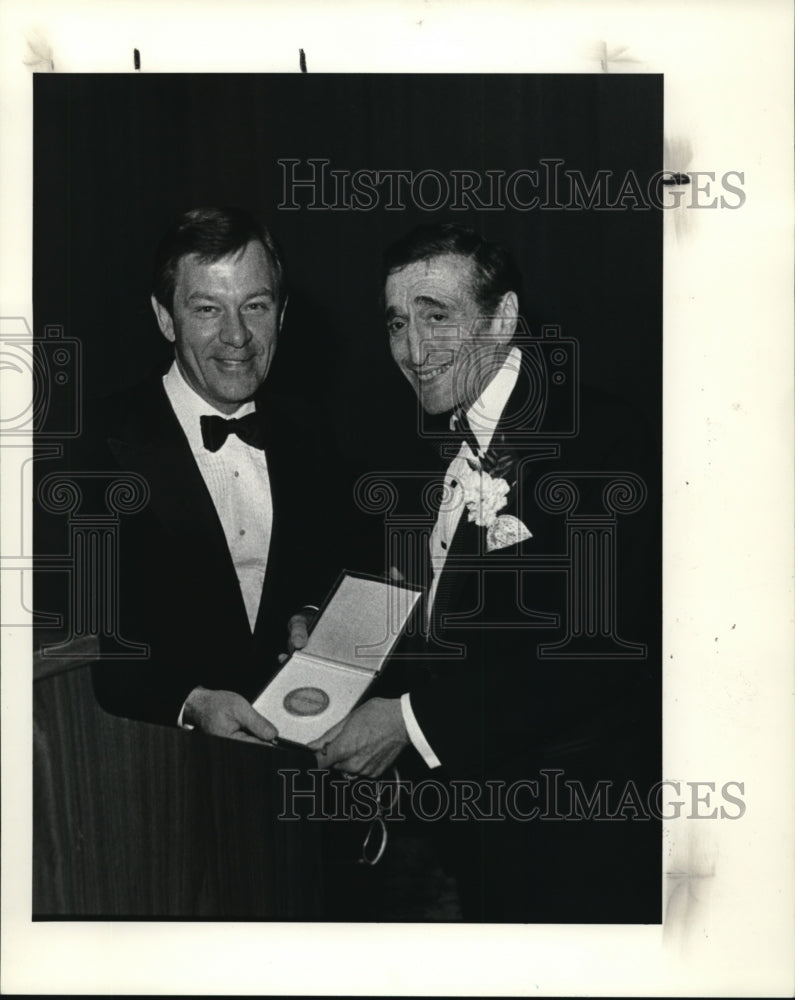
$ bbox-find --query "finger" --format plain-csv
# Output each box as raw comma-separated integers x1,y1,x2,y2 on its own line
363,755,394,778
338,750,386,777
332,756,366,775
288,622,309,652
324,727,376,768
318,737,356,769
230,731,275,745
315,747,357,769
237,701,278,742
277,653,288,664
307,718,347,751
336,745,397,778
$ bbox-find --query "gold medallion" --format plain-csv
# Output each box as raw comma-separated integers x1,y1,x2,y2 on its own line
283,686,330,716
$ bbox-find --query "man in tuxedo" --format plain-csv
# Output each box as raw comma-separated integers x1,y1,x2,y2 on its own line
312,223,661,921
89,207,328,741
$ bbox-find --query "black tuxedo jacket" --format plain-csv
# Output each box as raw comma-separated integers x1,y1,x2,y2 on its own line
87,371,340,727
382,345,661,782
376,346,662,921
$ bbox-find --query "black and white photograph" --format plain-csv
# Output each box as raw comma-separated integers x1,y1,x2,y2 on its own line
30,70,663,924
1,1,792,995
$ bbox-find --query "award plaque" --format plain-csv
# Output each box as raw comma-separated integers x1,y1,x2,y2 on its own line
252,572,421,746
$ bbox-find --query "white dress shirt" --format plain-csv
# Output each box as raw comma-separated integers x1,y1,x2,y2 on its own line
400,346,522,769
163,361,273,633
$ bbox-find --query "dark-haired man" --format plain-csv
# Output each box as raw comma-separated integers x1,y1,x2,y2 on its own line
312,223,661,922
90,208,331,739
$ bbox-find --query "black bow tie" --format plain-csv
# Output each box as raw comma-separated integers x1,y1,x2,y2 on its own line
200,412,266,452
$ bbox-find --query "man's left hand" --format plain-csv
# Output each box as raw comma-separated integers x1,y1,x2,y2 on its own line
308,697,409,777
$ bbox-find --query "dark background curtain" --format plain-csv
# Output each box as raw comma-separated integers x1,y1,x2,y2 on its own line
31,74,662,921
33,73,661,464
32,72,661,636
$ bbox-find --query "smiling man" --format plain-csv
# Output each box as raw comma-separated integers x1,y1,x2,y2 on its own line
312,223,661,923
312,225,525,780
89,208,328,740
384,239,519,417
150,236,280,413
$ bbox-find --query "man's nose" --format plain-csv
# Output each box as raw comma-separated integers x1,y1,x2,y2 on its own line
219,310,251,348
406,319,427,366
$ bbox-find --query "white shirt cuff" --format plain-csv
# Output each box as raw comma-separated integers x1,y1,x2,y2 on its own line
400,692,441,769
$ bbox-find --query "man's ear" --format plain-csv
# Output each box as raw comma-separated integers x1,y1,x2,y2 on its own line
493,290,519,345
151,295,175,343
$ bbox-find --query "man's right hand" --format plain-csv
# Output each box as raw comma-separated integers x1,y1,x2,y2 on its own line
182,687,278,743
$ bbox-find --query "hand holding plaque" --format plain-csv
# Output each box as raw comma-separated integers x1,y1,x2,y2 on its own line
183,687,278,743
252,572,420,747
308,697,409,777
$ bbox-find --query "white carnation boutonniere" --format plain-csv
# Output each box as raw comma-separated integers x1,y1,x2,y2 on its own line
458,443,533,552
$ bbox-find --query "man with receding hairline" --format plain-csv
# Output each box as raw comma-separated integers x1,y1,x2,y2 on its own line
312,222,660,922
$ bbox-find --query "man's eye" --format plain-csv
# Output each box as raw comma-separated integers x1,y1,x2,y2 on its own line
429,313,448,323
245,301,269,312
387,319,406,335
196,305,217,314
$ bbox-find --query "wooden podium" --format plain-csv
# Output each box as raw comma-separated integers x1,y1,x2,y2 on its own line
33,641,325,919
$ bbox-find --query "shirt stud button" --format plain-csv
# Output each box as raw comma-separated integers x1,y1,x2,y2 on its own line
239,529,245,536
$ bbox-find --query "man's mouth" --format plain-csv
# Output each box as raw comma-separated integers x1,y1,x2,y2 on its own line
414,359,453,383
215,357,253,369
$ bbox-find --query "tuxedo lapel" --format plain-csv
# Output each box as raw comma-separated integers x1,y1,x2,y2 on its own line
106,377,252,638
429,344,555,629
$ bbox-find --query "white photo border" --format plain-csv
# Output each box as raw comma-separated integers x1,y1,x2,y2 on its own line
1,0,793,995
